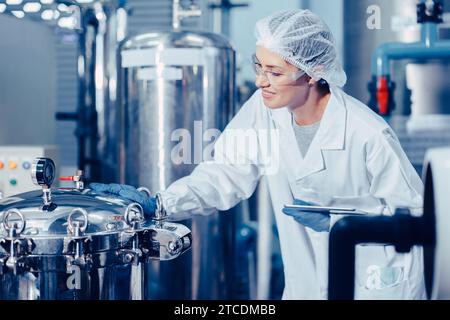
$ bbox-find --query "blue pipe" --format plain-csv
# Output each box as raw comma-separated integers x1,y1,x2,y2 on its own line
371,22,450,76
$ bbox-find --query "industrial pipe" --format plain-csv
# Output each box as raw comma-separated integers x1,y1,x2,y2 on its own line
328,207,435,300
368,0,450,116
55,0,127,182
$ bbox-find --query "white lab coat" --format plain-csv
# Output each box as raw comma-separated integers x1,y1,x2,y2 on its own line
160,87,426,300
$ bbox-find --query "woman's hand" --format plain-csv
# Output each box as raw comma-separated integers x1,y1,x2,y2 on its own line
282,198,330,232
89,183,157,217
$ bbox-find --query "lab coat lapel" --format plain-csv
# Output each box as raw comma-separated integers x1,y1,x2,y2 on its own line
298,88,347,180
269,107,306,179
316,88,347,151
269,88,347,181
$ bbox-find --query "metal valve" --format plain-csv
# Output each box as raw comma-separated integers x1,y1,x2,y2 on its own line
145,223,192,261
143,193,192,260
417,0,443,23
59,170,84,190
172,0,202,30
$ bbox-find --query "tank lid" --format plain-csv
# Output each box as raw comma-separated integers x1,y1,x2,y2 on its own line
121,30,234,50
0,189,141,238
0,188,192,261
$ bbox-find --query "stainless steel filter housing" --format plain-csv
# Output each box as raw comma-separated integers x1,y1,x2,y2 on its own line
119,31,236,299
119,30,235,187
0,159,191,300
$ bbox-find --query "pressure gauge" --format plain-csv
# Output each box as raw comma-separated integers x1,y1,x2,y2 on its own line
32,158,56,187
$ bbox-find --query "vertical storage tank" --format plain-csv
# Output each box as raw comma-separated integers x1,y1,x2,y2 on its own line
119,31,236,299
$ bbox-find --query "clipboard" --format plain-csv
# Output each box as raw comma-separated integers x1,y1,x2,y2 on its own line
283,204,369,215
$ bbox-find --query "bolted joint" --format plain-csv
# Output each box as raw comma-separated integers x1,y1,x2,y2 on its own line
417,1,444,24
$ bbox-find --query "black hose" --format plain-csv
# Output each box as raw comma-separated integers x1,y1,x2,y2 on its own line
328,208,433,300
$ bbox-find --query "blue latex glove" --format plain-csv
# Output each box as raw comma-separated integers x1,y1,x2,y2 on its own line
282,198,330,232
89,183,156,217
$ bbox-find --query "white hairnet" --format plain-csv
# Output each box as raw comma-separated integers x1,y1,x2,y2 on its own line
255,9,347,87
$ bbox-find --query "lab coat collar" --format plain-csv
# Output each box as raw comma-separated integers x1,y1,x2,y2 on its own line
314,87,347,151
268,87,347,181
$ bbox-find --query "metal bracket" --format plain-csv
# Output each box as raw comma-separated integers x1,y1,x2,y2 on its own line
63,208,92,270
117,248,142,266
143,223,192,261
118,203,146,264
124,203,144,230
154,193,167,222
0,209,35,275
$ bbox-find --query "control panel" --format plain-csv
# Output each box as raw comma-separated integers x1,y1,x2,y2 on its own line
0,146,59,199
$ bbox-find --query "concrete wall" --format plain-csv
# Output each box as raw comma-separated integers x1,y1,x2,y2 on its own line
0,14,56,145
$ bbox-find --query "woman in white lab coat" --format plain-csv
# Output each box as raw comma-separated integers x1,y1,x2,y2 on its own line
91,9,426,299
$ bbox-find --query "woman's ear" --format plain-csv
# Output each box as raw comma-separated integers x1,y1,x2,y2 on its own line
308,77,317,87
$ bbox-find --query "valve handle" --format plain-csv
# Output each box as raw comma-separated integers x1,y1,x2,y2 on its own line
59,176,75,181
59,170,84,190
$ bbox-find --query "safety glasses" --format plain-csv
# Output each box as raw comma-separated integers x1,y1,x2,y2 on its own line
252,54,306,86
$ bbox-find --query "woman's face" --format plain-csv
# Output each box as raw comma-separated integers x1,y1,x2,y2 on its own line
254,46,310,110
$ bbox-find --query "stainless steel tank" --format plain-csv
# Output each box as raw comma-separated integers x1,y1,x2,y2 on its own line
119,31,236,299
0,158,191,300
